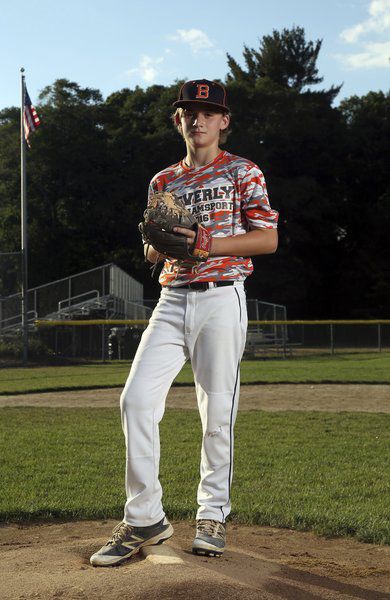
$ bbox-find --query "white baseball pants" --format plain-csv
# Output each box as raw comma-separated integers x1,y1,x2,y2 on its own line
120,282,247,526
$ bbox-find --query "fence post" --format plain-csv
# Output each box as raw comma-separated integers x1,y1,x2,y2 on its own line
72,325,76,358
283,306,288,349
273,305,277,340
330,323,334,355
102,324,106,362
378,324,382,353
89,325,92,358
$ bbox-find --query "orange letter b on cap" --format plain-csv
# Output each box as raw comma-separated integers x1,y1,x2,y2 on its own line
196,84,209,99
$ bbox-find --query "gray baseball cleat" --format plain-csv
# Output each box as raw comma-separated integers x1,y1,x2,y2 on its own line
90,517,173,566
192,519,226,557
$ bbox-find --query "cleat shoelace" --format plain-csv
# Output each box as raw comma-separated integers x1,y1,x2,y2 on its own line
108,522,134,545
197,520,225,539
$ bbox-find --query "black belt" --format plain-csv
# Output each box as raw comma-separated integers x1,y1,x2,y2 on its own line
173,281,235,291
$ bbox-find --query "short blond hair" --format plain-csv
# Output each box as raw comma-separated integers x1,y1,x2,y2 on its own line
172,107,231,145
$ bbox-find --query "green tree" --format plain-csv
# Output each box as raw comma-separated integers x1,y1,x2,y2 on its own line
103,83,182,297
0,107,23,296
225,28,344,317
227,26,339,95
1,31,387,319
26,80,113,283
337,91,390,317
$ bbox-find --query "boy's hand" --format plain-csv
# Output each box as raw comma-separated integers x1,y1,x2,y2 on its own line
173,226,196,245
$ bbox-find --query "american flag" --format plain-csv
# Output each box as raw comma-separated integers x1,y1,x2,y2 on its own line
23,88,41,146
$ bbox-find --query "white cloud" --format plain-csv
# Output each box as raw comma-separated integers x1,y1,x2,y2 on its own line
340,0,390,43
337,0,390,69
336,40,390,68
126,54,164,84
169,29,214,53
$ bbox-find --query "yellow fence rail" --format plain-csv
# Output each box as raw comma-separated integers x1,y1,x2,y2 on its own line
35,319,390,327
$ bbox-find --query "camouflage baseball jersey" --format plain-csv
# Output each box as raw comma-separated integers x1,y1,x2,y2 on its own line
148,150,278,286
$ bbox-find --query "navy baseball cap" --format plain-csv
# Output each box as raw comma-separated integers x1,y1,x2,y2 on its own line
173,79,229,112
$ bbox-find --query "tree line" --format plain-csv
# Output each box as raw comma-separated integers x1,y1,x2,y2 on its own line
0,27,389,318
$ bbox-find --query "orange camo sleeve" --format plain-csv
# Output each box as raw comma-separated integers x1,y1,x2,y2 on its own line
241,166,278,229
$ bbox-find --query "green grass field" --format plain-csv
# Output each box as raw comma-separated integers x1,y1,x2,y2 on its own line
1,352,389,394
1,355,389,545
0,407,388,544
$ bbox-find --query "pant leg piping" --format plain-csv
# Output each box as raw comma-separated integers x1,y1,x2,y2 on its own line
234,288,242,322
227,360,240,508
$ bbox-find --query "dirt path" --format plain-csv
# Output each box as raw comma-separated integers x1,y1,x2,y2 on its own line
1,385,389,599
1,383,389,412
0,520,389,600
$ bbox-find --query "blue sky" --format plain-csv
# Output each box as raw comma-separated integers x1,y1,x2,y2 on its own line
1,0,389,110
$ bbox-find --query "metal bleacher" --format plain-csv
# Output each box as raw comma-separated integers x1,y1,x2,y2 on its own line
0,264,152,337
245,299,289,357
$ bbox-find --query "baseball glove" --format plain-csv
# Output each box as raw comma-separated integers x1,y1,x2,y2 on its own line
139,191,212,262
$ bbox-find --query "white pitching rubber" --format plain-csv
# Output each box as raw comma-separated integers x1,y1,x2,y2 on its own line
140,545,184,564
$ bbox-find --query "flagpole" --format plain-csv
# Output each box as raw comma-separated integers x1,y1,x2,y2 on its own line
20,67,28,365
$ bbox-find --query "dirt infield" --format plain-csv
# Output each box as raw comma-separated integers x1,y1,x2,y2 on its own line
1,384,389,599
1,383,389,412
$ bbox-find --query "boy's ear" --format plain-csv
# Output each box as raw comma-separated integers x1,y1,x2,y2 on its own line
220,113,230,131
174,113,183,135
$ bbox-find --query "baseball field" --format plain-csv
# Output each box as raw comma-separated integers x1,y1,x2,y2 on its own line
0,353,389,599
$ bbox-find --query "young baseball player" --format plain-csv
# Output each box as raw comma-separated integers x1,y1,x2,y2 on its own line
91,79,278,566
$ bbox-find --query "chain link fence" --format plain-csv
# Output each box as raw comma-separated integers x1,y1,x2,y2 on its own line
29,318,390,362
2,287,389,362
283,321,390,356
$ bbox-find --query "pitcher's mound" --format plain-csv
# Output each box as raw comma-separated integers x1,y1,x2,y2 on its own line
1,520,389,600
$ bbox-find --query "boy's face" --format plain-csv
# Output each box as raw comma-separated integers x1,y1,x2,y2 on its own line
179,103,230,148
